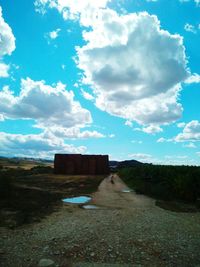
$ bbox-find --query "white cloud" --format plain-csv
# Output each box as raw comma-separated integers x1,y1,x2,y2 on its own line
180,0,200,5
184,23,196,33
125,120,133,127
109,134,115,138
157,137,172,143
131,140,143,144
79,130,105,138
49,28,60,39
0,114,4,121
165,155,188,159
0,63,9,77
175,120,200,142
133,124,163,134
157,137,165,143
177,122,186,128
35,3,191,127
158,121,200,143
45,126,105,139
77,11,189,126
0,7,15,57
34,0,111,26
0,76,107,157
81,89,94,100
0,78,92,129
185,73,200,84
142,125,163,134
197,152,200,156
163,154,196,166
34,0,54,14
183,142,196,148
0,6,15,78
45,28,61,44
128,153,152,162
0,131,86,159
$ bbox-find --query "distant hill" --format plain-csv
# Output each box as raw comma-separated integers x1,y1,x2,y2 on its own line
109,159,142,170
0,157,53,170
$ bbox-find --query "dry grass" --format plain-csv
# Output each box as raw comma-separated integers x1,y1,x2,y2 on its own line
0,165,105,228
0,158,53,170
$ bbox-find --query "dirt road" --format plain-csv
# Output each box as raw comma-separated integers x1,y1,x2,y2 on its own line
1,175,200,267
91,174,154,209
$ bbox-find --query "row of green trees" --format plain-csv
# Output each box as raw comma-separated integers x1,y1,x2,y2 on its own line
118,164,200,202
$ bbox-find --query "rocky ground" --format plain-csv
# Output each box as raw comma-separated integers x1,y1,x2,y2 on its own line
1,175,200,267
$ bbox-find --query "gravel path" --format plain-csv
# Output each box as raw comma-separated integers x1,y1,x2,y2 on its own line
1,175,200,267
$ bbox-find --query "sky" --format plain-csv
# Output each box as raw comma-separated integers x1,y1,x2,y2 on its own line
0,0,200,165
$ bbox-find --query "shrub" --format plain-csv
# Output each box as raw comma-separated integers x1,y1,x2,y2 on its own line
0,173,12,198
30,166,53,174
119,164,200,202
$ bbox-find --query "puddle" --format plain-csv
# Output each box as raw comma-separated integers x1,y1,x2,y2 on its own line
82,205,99,209
122,189,132,193
62,196,91,204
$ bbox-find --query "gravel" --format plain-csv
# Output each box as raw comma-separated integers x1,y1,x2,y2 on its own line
1,176,200,267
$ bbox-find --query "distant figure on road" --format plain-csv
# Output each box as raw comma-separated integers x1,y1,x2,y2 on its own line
110,175,114,184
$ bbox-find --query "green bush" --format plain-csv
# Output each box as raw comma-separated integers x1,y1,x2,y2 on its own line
119,164,200,202
0,173,12,198
29,166,53,174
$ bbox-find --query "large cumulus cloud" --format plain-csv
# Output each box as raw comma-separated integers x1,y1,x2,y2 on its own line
0,6,15,77
34,2,191,128
77,10,189,126
0,131,86,158
0,78,92,128
0,78,106,158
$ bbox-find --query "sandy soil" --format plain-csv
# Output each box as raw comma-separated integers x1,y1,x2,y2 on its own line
1,174,200,267
91,174,155,209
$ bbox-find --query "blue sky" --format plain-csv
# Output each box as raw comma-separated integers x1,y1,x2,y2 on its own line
0,0,200,165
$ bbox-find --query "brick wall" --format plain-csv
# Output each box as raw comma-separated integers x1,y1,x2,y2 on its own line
54,154,109,175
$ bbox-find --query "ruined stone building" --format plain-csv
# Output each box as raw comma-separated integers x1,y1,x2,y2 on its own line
54,154,110,175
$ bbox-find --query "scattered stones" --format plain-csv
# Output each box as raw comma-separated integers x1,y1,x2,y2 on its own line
43,246,50,253
1,176,200,267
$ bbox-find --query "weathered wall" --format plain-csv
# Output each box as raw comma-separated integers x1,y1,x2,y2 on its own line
54,154,109,175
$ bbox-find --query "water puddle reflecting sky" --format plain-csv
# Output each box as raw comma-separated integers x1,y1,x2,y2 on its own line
82,205,99,209
62,196,91,204
122,189,132,193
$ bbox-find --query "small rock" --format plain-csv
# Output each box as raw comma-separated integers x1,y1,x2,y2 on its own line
90,252,95,257
43,246,50,253
38,258,55,267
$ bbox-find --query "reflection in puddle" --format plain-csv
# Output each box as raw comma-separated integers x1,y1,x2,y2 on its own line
82,205,99,209
122,189,132,193
62,196,91,204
